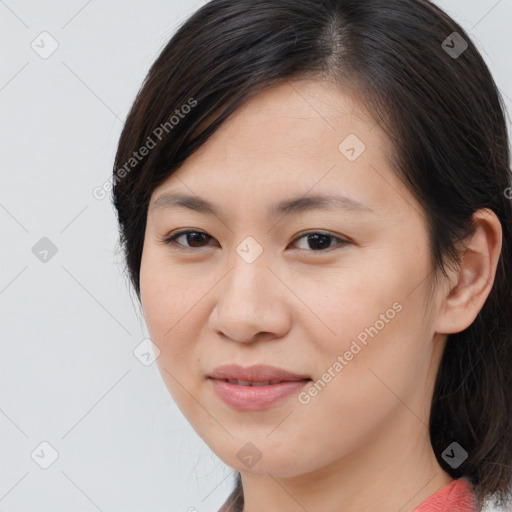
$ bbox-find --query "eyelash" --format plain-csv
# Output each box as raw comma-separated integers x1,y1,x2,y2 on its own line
160,229,350,253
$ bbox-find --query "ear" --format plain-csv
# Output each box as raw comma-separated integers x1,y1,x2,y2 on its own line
435,208,502,334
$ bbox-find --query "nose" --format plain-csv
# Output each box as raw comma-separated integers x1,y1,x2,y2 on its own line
208,252,292,344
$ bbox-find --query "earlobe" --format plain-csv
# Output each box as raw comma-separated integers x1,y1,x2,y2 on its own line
435,208,502,335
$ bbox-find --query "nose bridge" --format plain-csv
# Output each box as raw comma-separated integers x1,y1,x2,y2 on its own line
211,238,289,342
224,239,270,310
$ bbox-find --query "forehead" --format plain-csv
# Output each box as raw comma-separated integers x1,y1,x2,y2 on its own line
149,79,417,223
196,79,386,162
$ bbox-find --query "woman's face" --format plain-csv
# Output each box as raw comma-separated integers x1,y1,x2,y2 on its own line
140,79,447,478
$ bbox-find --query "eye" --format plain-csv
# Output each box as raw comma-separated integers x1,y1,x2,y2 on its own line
161,230,217,250
161,229,349,252
290,231,350,252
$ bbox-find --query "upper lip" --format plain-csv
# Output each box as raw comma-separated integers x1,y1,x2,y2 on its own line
208,364,311,382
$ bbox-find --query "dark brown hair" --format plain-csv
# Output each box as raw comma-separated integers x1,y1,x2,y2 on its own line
112,1,512,510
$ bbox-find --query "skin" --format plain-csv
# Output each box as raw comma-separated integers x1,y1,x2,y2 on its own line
139,78,502,512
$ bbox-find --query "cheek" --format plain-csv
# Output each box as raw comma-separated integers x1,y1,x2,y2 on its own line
140,247,204,335
287,296,426,470
296,247,431,405
140,250,198,369
140,256,207,420
292,258,409,354
281,366,404,473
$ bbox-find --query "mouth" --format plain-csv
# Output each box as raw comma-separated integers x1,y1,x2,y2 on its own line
207,364,312,410
208,363,311,383
217,378,306,386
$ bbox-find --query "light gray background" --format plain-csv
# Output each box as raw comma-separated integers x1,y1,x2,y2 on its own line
1,1,511,511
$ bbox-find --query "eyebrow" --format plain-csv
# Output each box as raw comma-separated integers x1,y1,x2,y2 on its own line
151,192,375,218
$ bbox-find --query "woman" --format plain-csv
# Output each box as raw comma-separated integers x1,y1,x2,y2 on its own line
112,1,512,510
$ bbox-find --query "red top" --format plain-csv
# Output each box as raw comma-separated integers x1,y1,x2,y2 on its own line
219,478,476,512
413,478,476,512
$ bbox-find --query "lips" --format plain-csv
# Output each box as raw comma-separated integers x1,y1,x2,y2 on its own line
208,363,311,384
223,379,285,386
207,364,312,410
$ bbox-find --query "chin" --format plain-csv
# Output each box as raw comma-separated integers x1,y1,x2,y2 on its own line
208,437,318,478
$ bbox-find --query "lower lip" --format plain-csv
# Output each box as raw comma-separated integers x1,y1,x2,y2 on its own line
209,378,311,410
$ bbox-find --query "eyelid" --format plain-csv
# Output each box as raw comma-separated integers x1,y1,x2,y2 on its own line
160,229,351,252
